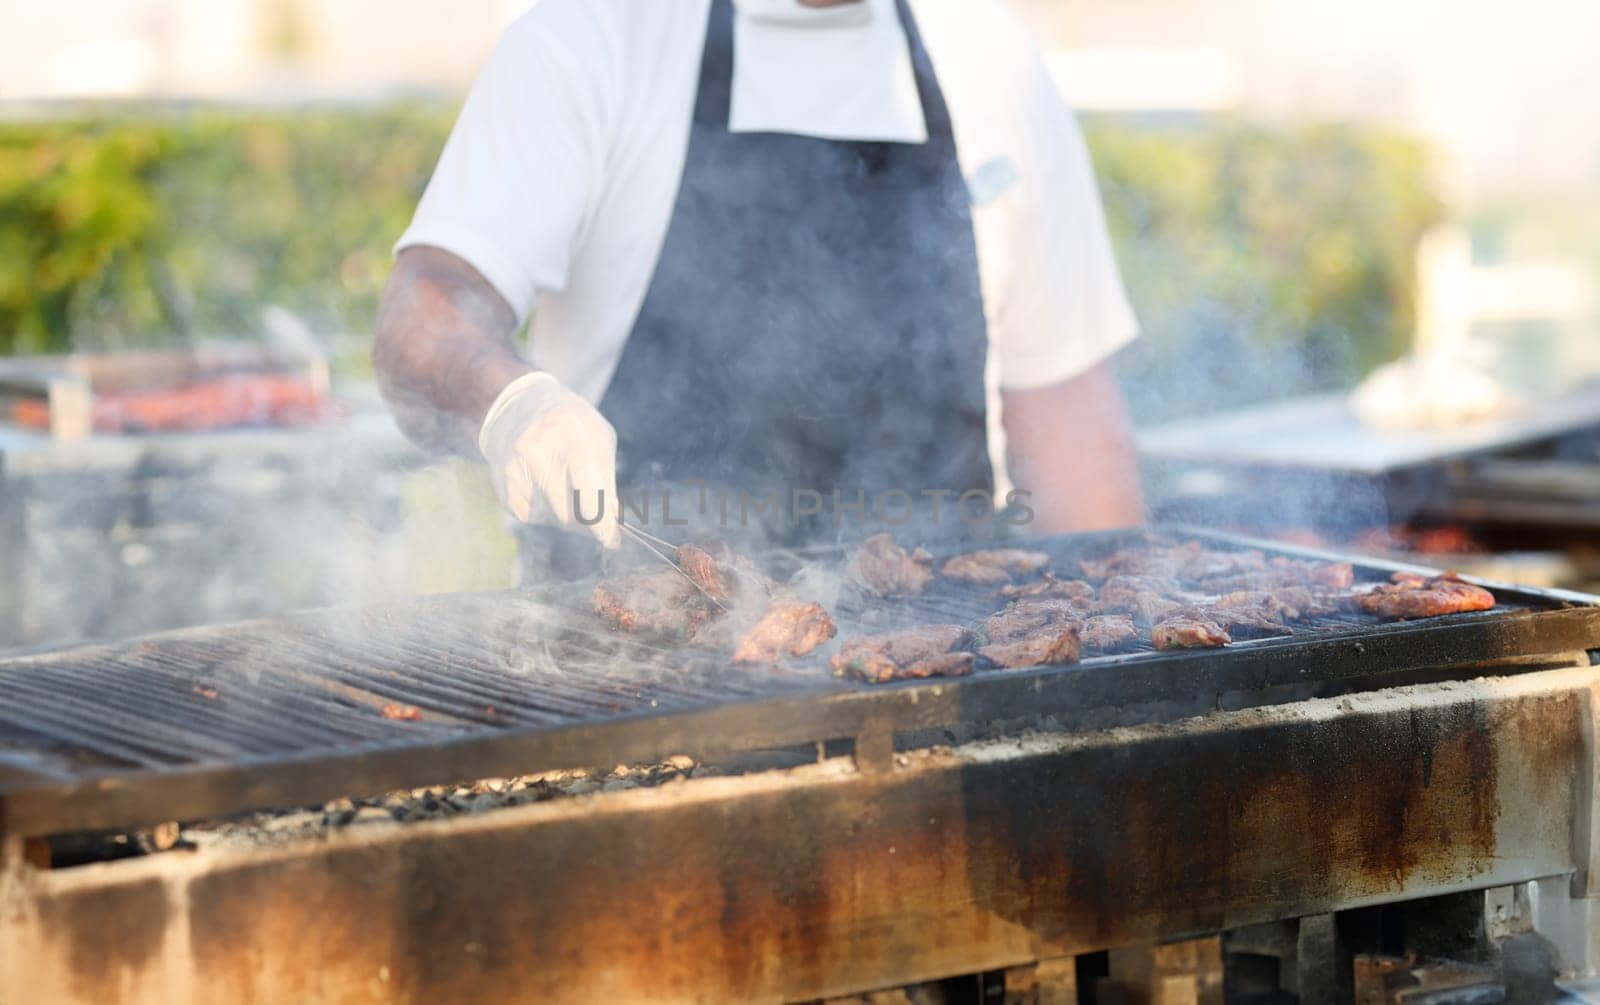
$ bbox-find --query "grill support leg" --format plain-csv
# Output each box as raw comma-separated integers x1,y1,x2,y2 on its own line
1000,958,1078,1004
1294,913,1357,1005
1102,939,1223,1004
854,722,896,775
1528,678,1600,982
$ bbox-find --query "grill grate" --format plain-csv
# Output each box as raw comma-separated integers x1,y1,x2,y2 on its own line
3,527,1598,838
0,591,835,774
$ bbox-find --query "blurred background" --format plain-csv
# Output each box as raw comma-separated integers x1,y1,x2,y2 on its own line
3,0,1599,651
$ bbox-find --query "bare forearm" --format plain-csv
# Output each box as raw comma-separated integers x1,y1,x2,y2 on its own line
1003,361,1145,534
373,246,530,455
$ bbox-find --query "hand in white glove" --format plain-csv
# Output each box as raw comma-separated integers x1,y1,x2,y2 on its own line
477,372,620,550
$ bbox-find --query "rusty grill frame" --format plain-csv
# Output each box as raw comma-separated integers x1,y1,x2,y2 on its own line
4,527,1600,841
7,666,1599,1004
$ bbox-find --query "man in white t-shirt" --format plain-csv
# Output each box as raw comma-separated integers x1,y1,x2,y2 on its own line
375,0,1144,571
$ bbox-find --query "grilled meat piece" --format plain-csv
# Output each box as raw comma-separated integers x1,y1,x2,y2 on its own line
850,533,936,597
676,540,774,604
599,539,842,665
1122,593,1193,627
883,651,976,680
1078,543,1353,642
1201,587,1336,634
983,599,1080,645
1179,548,1269,584
1095,574,1185,604
1082,541,1211,581
1081,543,1176,581
1211,586,1338,621
979,627,1081,669
1151,616,1231,650
998,574,1095,604
677,543,730,602
1194,605,1294,636
1197,558,1355,594
593,570,719,641
831,624,975,683
1080,614,1138,649
1356,571,1495,620
1082,541,1352,596
941,548,1051,585
980,601,1133,662
1291,558,1356,590
732,601,837,665
1094,575,1197,626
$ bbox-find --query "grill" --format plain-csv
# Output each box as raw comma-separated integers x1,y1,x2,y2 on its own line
1137,387,1600,540
4,527,1599,840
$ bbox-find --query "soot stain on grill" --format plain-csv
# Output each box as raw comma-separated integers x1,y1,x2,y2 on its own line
951,699,1507,954
38,876,169,998
1512,692,1586,791
710,785,836,989
1297,701,1495,893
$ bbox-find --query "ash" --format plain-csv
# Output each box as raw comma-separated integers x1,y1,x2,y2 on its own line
46,748,825,867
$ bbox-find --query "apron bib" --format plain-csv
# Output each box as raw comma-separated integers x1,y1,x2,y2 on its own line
521,0,992,577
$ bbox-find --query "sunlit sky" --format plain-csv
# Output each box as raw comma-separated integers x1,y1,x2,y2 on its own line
3,0,1599,200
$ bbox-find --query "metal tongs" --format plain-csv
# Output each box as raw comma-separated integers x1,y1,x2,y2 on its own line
618,521,728,612
513,456,727,611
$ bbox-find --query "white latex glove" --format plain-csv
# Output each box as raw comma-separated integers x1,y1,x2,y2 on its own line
477,372,620,550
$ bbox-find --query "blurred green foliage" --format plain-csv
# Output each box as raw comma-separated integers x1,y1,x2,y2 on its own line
0,105,451,355
0,106,1440,421
0,121,173,353
1085,117,1443,421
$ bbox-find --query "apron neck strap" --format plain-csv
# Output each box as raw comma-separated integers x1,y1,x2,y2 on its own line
696,0,954,141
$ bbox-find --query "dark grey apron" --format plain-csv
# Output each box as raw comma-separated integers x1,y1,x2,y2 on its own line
520,0,992,579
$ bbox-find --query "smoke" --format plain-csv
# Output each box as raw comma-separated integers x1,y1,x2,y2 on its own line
0,423,515,653
1126,291,1400,541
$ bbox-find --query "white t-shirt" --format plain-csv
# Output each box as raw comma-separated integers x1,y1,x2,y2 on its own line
398,0,1138,489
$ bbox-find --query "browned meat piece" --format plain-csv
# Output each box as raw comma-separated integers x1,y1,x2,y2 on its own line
998,574,1095,604
891,651,976,680
732,601,837,665
1210,587,1337,624
1197,558,1355,594
941,548,1051,585
1085,541,1353,593
1293,559,1356,590
1151,616,1231,650
831,625,975,683
1150,589,1309,638
1094,575,1197,625
1182,548,1268,581
1095,574,1185,604
979,627,1081,668
676,543,729,602
983,599,1080,645
1274,586,1339,618
593,569,717,641
1081,541,1203,580
1197,606,1295,636
1356,571,1495,620
676,540,773,604
849,533,936,597
1080,614,1138,649
1123,592,1194,627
